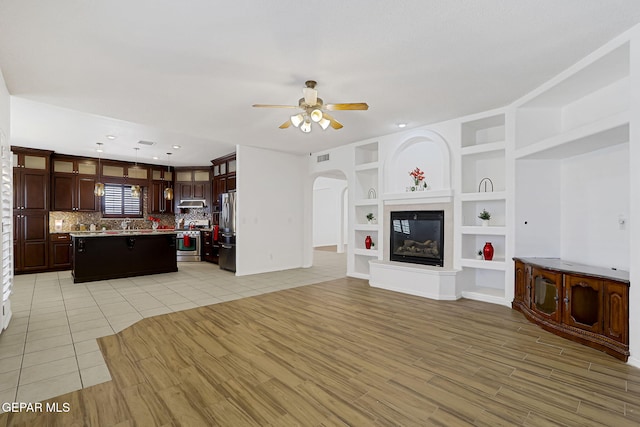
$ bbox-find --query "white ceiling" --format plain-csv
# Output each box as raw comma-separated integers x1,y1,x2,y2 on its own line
1,1,640,167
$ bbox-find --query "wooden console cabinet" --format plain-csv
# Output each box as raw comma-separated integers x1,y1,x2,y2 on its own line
513,258,629,361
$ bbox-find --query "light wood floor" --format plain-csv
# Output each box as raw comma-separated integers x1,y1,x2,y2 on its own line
1,277,639,426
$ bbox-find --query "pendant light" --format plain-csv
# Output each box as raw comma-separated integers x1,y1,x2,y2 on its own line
163,152,174,200
94,143,105,197
130,147,141,198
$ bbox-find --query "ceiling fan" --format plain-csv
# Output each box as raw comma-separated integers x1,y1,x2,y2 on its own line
252,80,369,133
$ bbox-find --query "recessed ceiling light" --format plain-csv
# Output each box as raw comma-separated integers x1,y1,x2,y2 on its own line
152,156,159,160
172,145,181,149
397,123,407,128
106,135,117,140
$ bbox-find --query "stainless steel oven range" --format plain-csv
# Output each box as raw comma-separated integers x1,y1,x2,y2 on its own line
176,219,210,262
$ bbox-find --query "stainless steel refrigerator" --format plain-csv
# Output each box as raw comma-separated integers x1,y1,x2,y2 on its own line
218,192,236,272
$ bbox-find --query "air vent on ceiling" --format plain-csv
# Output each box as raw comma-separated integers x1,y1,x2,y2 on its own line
317,153,330,163
138,140,155,146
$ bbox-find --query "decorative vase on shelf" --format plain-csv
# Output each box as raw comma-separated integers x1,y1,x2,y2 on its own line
483,242,494,261
482,219,489,227
365,235,372,249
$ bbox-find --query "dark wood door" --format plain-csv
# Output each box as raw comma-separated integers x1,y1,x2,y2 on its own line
50,238,72,269
603,281,629,344
52,174,74,211
193,182,206,199
19,211,48,272
22,171,48,210
178,183,193,200
530,267,562,323
149,181,173,214
77,176,98,211
563,275,602,334
149,181,163,214
212,177,226,210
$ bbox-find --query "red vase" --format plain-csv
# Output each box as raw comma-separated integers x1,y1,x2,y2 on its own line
365,235,372,249
483,242,494,261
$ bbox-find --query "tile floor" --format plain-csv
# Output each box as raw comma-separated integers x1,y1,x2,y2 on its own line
0,250,346,407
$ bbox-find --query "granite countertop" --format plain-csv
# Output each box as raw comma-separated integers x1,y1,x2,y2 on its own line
69,229,178,237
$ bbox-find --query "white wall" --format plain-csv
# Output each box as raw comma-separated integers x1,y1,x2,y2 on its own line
560,143,629,269
236,145,306,275
628,27,640,367
312,177,346,248
0,69,9,136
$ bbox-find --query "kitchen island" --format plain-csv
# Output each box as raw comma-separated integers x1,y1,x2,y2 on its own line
71,230,178,283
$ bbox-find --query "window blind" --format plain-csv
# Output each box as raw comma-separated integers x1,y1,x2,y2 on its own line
103,184,142,216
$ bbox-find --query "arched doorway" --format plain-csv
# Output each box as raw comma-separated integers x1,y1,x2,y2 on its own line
312,172,348,253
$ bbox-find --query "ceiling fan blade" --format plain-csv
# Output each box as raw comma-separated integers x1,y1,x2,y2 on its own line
324,102,369,111
279,120,291,129
322,112,344,129
252,104,299,109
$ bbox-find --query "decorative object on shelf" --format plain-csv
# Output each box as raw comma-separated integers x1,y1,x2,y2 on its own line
483,242,494,261
478,177,494,193
478,209,491,226
476,250,483,260
367,188,377,199
366,213,376,224
408,167,428,191
365,235,372,249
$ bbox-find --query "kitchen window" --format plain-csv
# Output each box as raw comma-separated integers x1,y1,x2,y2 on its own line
102,184,143,218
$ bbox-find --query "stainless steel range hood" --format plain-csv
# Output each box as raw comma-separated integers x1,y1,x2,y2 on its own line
177,199,207,209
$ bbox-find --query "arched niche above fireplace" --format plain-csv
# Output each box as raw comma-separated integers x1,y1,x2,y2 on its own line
383,130,452,196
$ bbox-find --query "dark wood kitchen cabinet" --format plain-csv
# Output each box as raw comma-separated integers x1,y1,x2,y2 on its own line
201,230,217,263
149,166,174,214
175,168,211,208
51,156,98,212
211,153,236,211
512,257,629,361
100,161,149,186
12,147,51,273
49,233,72,270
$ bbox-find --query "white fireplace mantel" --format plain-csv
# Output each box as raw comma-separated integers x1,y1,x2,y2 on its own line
382,189,453,205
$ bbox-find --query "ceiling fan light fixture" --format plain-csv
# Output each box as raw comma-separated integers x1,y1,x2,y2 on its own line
310,109,323,122
290,113,304,127
300,121,312,133
318,117,331,130
303,87,317,106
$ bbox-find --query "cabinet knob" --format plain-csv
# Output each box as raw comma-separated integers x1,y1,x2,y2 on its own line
564,297,569,304
554,296,559,301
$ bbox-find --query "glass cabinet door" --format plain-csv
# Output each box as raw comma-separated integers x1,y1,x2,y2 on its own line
563,275,602,333
532,267,562,322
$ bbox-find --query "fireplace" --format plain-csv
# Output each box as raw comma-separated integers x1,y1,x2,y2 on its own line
390,210,444,267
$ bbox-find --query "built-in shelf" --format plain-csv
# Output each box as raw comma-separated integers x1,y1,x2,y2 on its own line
354,249,379,257
354,224,379,231
355,162,379,171
461,141,506,157
460,226,506,235
459,191,506,202
514,112,629,160
354,199,378,206
460,258,506,271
